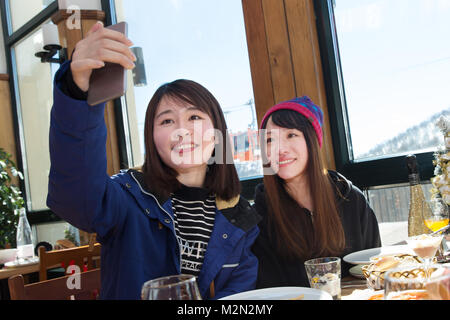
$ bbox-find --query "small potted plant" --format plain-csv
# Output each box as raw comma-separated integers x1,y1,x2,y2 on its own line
0,147,24,249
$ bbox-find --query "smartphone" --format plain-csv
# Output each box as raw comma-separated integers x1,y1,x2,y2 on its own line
87,22,128,106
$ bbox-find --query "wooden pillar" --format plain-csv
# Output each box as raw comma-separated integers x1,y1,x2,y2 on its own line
0,74,18,177
51,10,121,177
242,0,336,169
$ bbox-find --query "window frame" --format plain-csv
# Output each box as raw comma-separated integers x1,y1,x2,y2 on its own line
313,0,435,189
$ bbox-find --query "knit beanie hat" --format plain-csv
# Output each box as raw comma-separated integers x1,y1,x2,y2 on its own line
260,96,324,148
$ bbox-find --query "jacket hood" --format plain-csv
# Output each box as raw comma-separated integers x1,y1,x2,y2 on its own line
327,170,353,200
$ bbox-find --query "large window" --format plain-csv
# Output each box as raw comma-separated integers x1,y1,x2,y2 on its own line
334,0,449,161
113,0,262,180
314,0,447,188
1,1,60,217
7,0,55,33
314,0,448,244
12,22,57,211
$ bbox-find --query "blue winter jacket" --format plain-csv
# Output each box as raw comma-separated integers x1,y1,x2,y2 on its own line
47,62,261,300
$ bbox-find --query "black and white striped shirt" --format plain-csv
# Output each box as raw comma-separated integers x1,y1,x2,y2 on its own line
171,185,216,277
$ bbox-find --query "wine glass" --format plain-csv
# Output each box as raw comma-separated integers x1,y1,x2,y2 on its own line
422,198,449,234
406,233,443,278
141,274,202,300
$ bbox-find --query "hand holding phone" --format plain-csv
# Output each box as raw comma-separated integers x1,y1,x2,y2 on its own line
69,21,136,103
87,22,129,106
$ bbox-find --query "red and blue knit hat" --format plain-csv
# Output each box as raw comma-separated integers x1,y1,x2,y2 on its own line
260,96,324,148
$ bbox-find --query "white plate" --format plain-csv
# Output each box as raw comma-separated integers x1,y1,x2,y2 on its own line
343,245,414,265
4,256,39,268
349,264,365,279
220,287,332,300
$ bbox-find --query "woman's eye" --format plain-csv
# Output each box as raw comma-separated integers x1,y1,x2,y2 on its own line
266,137,272,144
160,119,173,125
287,133,297,138
189,115,202,121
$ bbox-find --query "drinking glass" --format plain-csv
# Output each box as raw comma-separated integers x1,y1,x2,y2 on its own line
141,274,202,300
422,198,449,233
384,265,450,300
424,265,450,300
304,257,341,300
384,265,429,300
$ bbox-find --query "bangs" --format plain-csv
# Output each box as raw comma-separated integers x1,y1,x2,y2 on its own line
158,80,216,121
264,109,310,132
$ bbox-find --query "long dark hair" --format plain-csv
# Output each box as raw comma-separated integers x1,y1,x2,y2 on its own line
141,79,240,201
261,109,345,260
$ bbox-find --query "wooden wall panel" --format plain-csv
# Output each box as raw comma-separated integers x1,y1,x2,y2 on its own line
261,0,296,103
0,76,20,186
242,0,336,169
285,0,319,100
241,0,274,125
285,0,335,169
0,76,16,162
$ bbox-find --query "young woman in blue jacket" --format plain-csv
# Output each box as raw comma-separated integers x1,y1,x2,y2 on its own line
47,22,260,300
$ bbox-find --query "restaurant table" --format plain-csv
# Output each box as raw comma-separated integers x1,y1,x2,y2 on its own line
0,262,41,299
341,275,369,297
0,261,40,280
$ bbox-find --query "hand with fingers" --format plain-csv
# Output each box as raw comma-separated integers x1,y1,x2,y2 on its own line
70,21,137,92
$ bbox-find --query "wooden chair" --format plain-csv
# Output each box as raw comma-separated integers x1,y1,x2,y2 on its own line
8,268,101,300
38,243,101,281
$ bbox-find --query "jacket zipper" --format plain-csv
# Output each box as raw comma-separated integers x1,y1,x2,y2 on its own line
130,172,182,273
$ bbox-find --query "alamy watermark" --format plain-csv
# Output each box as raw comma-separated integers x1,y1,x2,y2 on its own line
167,122,281,175
66,5,81,30
66,265,81,289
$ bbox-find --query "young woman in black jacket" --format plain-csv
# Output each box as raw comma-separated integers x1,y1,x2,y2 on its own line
252,96,381,289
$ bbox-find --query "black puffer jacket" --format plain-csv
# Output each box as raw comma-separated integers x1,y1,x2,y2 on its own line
252,170,381,289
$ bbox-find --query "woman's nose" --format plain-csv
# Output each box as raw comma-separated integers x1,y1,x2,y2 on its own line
266,138,287,158
174,128,191,140
278,137,289,154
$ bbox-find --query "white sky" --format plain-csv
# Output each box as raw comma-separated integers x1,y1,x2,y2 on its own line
334,0,450,157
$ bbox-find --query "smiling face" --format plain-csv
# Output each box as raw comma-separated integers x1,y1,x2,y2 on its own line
265,117,309,183
153,96,216,174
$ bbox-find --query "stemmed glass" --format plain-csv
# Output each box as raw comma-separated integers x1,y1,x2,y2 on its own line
141,274,202,300
422,197,449,260
406,233,443,279
422,198,449,234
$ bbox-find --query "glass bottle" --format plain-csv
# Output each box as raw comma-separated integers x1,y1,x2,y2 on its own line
406,155,430,237
16,207,34,260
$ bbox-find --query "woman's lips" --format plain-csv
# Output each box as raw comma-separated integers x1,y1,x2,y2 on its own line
172,143,197,154
278,158,296,167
